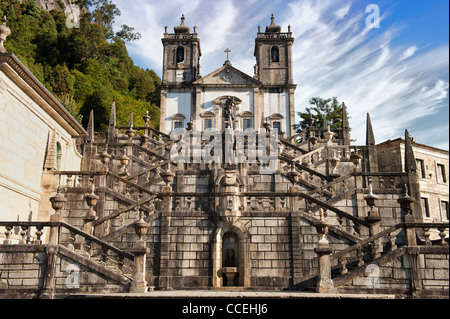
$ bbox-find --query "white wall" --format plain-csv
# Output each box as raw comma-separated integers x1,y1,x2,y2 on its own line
0,71,82,221
264,92,289,133
165,92,192,133
201,89,254,114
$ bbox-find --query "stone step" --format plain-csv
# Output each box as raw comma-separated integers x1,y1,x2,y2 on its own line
66,289,396,299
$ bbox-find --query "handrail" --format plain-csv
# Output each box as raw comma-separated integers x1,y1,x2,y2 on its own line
279,155,332,182
126,159,169,181
331,222,449,261
106,172,155,196
292,145,326,163
299,192,371,227
133,143,169,162
60,222,134,260
279,139,308,154
92,195,157,227
115,126,171,140
331,224,402,261
308,172,354,196
0,221,134,261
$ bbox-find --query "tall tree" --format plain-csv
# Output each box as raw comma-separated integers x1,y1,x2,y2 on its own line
1,0,160,130
296,97,349,133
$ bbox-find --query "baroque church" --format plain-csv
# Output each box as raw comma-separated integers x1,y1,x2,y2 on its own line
0,14,448,299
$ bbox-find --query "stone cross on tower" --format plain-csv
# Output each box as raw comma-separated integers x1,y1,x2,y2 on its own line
224,48,231,63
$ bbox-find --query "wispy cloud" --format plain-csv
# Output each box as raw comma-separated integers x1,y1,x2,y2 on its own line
115,0,449,149
400,45,418,60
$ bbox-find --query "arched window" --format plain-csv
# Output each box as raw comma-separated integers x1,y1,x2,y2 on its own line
176,46,185,63
56,142,62,170
271,46,279,62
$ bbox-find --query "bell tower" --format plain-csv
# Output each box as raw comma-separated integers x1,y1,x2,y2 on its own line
254,14,294,86
161,14,201,85
254,14,296,137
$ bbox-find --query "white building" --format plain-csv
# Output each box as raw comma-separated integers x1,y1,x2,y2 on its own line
0,52,86,221
159,15,297,138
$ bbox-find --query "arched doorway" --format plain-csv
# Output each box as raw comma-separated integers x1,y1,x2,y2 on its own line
212,223,250,288
222,231,239,286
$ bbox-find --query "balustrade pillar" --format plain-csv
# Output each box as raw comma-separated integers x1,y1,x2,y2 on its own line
398,185,416,246
314,209,335,293
364,182,382,259
83,184,99,235
49,187,66,245
130,214,150,293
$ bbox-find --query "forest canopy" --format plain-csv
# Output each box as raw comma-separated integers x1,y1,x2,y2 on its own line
1,0,160,131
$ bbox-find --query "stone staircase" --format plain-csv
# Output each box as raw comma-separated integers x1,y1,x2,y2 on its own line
1,113,448,299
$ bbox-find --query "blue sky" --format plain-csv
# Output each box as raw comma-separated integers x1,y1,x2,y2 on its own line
114,0,449,150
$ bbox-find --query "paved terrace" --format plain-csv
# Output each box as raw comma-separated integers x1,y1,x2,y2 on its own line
68,290,396,299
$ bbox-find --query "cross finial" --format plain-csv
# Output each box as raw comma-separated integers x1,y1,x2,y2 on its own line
224,48,231,61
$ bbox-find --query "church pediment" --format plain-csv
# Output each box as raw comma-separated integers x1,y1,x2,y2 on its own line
193,63,261,87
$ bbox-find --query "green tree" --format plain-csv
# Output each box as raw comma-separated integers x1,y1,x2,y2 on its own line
1,0,160,130
296,97,349,133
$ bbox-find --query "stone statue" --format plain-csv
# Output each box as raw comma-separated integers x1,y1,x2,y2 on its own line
223,98,235,128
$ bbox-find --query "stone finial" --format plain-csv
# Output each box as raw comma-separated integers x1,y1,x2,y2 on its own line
342,102,350,145
174,14,190,34
44,129,58,170
0,16,11,53
366,113,375,145
109,101,116,126
265,13,281,33
404,129,417,172
108,101,118,142
86,109,95,141
342,102,349,129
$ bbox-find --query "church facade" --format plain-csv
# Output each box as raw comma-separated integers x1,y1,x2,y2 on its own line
0,15,448,299
160,15,296,138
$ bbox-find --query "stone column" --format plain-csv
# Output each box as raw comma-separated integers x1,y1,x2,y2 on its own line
314,209,335,293
364,182,382,259
398,186,416,246
41,187,66,299
158,169,174,290
253,88,263,132
130,217,150,293
354,174,369,238
288,88,296,137
83,184,99,236
160,89,168,136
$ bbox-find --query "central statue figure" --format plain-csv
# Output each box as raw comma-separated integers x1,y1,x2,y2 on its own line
223,98,235,128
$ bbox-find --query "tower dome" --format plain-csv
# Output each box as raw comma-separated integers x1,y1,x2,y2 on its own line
265,14,281,33
174,14,191,34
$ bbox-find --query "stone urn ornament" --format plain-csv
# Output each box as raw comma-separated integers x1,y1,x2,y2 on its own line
50,186,67,215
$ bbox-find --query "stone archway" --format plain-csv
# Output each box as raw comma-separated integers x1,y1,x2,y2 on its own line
212,221,250,288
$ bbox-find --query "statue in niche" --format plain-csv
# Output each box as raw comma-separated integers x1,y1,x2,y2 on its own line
223,98,235,128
